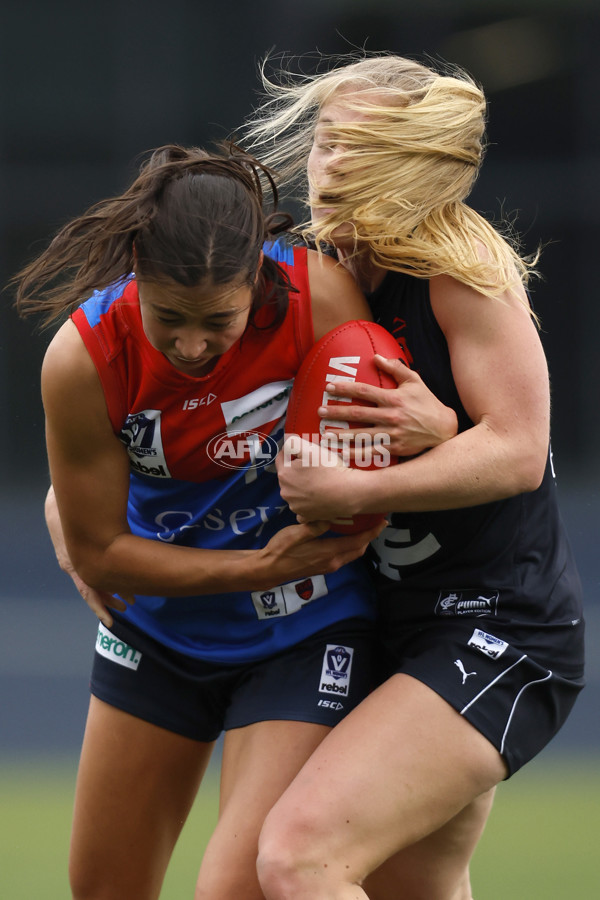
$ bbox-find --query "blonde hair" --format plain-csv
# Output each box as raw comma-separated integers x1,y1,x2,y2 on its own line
243,53,539,300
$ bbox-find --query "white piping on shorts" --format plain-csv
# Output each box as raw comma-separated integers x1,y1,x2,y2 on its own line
498,668,553,756
460,653,553,755
460,655,529,717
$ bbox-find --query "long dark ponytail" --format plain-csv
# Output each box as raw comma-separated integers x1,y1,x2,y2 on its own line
13,143,296,328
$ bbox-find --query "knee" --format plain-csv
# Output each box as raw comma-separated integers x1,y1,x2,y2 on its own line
256,810,319,899
69,865,117,900
69,867,98,900
69,859,93,900
256,826,299,899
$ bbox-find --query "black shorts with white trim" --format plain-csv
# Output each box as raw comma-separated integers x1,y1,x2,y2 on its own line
377,615,585,776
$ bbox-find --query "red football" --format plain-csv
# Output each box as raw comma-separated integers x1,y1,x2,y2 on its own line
285,320,406,533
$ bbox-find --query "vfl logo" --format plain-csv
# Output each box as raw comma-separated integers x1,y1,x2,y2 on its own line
207,430,279,470
319,644,354,697
454,659,476,684
468,628,509,660
121,411,158,458
120,409,171,477
251,575,328,620
259,591,278,615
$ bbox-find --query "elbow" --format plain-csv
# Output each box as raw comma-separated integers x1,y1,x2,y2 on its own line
71,558,108,592
516,468,544,495
511,443,548,494
69,545,120,593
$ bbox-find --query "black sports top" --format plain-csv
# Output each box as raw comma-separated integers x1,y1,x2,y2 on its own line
366,271,583,671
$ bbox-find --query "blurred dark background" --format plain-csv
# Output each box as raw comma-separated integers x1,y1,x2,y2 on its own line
0,0,598,760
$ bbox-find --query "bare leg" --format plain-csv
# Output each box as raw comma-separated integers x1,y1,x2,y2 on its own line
195,719,331,899
257,675,507,900
69,696,213,900
364,789,496,900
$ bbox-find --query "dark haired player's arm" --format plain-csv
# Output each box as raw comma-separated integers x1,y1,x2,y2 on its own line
42,321,380,601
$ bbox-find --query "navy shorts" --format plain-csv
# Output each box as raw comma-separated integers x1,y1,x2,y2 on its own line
90,616,376,742
378,616,585,776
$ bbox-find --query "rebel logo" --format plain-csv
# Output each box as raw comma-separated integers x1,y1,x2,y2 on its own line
319,643,354,696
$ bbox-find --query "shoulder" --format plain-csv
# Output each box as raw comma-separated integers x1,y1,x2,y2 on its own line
44,319,96,373
369,270,429,308
429,272,533,342
42,320,102,405
306,250,372,340
74,276,135,326
41,318,120,468
428,234,533,337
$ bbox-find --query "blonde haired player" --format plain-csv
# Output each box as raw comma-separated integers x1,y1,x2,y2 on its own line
243,53,585,900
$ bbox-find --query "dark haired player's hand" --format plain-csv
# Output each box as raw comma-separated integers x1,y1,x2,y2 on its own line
255,518,385,589
67,567,134,629
45,484,134,628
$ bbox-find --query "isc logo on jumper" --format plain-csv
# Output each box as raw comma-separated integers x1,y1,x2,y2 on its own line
95,623,142,670
207,430,280,470
435,590,499,618
251,575,327,619
120,409,171,478
182,393,217,410
319,644,354,696
468,628,508,660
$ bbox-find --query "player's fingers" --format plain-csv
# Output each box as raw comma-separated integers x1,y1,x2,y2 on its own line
84,592,114,628
373,354,412,382
323,378,383,406
277,435,318,471
320,404,383,426
333,426,380,441
324,525,385,566
303,519,332,535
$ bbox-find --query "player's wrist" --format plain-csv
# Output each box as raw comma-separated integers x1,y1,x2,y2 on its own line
233,549,273,593
343,467,377,516
439,406,459,444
